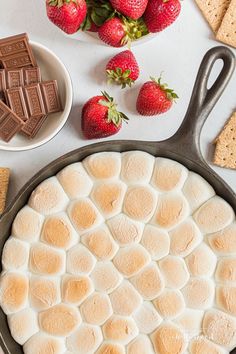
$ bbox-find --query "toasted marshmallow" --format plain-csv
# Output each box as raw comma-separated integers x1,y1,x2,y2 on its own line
151,158,188,192
12,206,44,242
151,323,186,354
107,214,143,246
82,226,118,261
2,237,29,271
0,272,28,314
153,289,185,319
152,192,189,230
67,244,96,275
113,244,150,278
190,336,227,354
193,196,234,234
96,342,125,354
185,243,217,277
8,308,39,345
29,243,66,276
141,225,170,260
131,262,164,300
208,223,236,255
91,181,126,218
216,285,236,316
28,177,69,215
182,172,215,212
57,162,93,199
90,262,122,294
103,316,138,345
24,333,65,354
169,219,202,257
62,275,93,306
133,302,162,334
80,292,112,325
39,303,81,336
68,198,103,233
182,278,215,310
203,309,236,348
123,185,157,222
175,309,204,339
109,281,142,316
121,151,154,184
215,257,236,282
127,335,154,354
67,324,103,353
159,256,189,289
84,152,121,180
30,276,60,310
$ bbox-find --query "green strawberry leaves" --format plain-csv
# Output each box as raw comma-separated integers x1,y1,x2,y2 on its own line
99,91,129,127
151,76,179,102
82,0,115,30
106,68,135,89
48,0,78,7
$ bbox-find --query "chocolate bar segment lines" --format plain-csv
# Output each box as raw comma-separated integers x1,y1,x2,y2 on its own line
24,84,46,118
5,87,29,121
0,101,24,142
40,80,62,114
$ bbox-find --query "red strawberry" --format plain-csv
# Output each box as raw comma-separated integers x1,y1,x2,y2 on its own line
46,0,87,34
144,0,181,33
106,50,140,88
82,91,129,139
136,76,178,116
109,0,148,20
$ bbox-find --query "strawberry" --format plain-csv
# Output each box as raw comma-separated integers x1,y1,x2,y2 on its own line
109,0,149,20
144,0,181,33
46,0,87,34
136,76,178,116
106,50,140,88
82,91,129,139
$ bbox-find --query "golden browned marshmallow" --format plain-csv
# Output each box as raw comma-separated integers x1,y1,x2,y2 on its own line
182,172,215,212
113,244,150,277
141,224,170,260
30,277,60,310
28,177,69,215
8,308,39,345
12,206,44,242
175,309,204,339
153,192,189,230
96,342,125,354
185,243,217,277
84,152,121,180
208,223,236,255
202,309,236,348
91,262,122,293
57,162,93,199
39,303,81,336
215,257,236,282
131,263,164,300
67,244,96,275
24,333,65,354
109,281,142,316
121,151,154,184
2,237,29,271
127,335,154,354
169,219,202,257
159,256,189,289
80,292,112,325
0,272,28,314
190,336,226,354
62,275,93,305
133,302,162,334
103,316,138,345
151,158,188,192
107,214,143,246
67,324,103,353
123,185,157,222
29,243,66,276
153,289,185,319
182,278,215,310
91,181,126,218
193,196,234,234
151,323,186,354
216,286,236,316
68,198,103,233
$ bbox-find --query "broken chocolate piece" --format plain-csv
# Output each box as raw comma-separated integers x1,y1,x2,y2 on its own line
22,115,48,138
24,83,46,118
5,87,29,121
0,101,24,142
40,80,62,114
24,67,41,85
6,69,24,88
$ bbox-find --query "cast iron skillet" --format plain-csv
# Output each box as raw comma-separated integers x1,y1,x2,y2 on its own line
0,46,235,354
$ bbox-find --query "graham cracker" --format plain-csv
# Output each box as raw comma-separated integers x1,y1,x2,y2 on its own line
214,112,236,169
195,0,231,32
216,0,236,48
0,168,10,214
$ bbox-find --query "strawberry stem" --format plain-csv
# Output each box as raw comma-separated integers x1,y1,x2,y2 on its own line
99,91,129,126
106,68,134,89
150,76,179,101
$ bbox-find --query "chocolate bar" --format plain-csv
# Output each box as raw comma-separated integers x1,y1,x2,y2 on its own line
0,100,24,142
24,67,41,85
0,67,41,95
6,69,24,88
5,87,29,121
24,83,46,118
40,81,62,114
22,115,48,139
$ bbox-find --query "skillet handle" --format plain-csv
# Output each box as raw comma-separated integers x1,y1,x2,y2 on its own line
171,46,235,160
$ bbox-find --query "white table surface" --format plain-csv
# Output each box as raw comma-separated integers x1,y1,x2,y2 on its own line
0,0,236,209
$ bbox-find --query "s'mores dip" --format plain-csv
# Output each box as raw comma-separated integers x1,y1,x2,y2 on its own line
0,151,236,354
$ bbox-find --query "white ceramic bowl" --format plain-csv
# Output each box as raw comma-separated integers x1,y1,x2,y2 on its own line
0,41,73,151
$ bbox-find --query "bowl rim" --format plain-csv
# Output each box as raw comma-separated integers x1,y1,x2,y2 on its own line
0,40,73,152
